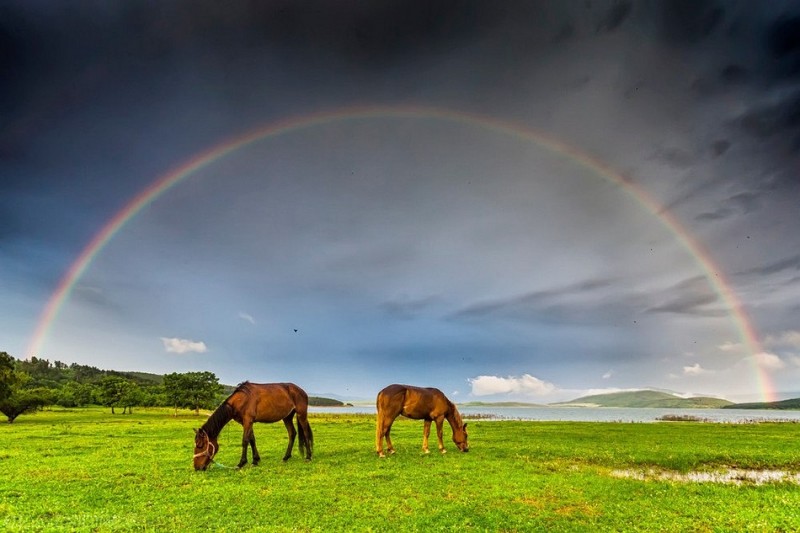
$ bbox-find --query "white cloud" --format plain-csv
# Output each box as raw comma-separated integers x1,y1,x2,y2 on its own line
238,312,256,325
161,337,208,354
468,374,556,397
602,370,613,380
683,363,710,376
718,341,743,352
753,352,785,371
765,330,800,350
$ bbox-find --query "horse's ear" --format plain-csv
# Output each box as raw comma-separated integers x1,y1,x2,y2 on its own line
463,423,468,430
193,428,198,435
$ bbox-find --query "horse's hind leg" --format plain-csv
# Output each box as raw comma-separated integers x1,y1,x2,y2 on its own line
282,414,297,461
384,420,396,455
296,412,313,460
375,416,386,457
250,431,261,466
376,416,395,457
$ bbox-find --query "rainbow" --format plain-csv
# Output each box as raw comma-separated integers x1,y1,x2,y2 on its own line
25,105,776,402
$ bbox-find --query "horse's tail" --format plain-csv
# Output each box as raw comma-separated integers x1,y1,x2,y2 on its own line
296,416,313,458
286,383,313,459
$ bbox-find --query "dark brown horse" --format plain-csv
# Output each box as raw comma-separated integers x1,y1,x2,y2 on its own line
193,382,313,470
375,384,468,457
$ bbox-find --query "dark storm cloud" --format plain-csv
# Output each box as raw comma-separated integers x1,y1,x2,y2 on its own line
695,208,734,223
766,14,800,60
695,190,762,222
595,1,633,33
655,0,724,44
715,6,800,154
650,146,698,170
656,0,800,221
0,1,504,76
449,278,625,325
452,271,734,325
737,254,800,277
236,1,502,68
728,192,761,213
737,90,800,142
645,276,725,317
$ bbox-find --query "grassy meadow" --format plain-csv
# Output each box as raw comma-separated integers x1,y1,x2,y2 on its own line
1,407,799,531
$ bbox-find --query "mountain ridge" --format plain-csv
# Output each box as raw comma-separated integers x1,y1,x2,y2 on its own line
551,389,733,409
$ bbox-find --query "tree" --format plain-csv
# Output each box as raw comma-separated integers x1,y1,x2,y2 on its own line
98,376,135,414
119,383,143,414
163,371,223,414
0,351,17,402
0,367,52,423
57,381,97,408
0,388,51,422
0,353,51,422
140,384,167,408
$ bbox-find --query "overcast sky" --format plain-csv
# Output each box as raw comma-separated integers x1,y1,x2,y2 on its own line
2,1,799,403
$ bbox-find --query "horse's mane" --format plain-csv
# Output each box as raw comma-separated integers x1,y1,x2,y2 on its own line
201,381,260,438
199,382,254,440
449,401,465,428
199,401,234,439
234,381,254,395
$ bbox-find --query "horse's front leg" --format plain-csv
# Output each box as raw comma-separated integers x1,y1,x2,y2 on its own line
238,420,253,468
422,420,432,454
435,417,446,454
282,416,297,461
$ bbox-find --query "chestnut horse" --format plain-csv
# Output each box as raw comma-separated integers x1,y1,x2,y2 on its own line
193,382,313,470
375,384,468,457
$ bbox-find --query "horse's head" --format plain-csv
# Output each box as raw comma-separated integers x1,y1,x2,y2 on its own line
452,422,469,452
193,428,218,471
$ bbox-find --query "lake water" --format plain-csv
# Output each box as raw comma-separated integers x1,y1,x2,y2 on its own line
309,405,800,423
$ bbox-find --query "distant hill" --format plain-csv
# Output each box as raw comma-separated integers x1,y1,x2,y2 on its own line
121,371,164,385
552,390,733,409
724,397,800,410
308,396,347,407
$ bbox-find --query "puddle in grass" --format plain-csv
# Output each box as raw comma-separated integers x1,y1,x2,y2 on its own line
611,468,800,485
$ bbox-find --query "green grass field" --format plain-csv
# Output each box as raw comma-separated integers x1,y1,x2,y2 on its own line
1,408,799,531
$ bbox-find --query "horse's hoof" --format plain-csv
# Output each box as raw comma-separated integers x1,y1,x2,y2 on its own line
423,449,430,454
378,452,386,458
440,449,447,454
282,456,290,462
388,449,396,455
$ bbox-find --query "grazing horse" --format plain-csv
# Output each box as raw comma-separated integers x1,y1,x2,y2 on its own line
193,381,313,470
375,384,468,457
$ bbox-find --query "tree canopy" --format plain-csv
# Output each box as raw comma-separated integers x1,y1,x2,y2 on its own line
0,353,225,421
163,371,224,414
